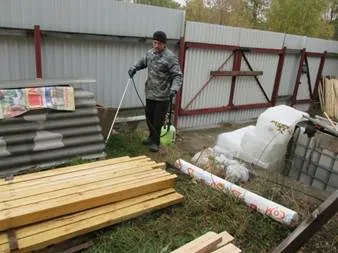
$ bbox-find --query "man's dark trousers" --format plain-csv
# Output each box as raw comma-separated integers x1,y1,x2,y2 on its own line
145,99,169,145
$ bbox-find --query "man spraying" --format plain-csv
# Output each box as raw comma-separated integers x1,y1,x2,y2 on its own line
128,31,183,152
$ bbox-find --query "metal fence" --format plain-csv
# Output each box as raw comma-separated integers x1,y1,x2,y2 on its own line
176,21,338,129
1,1,338,130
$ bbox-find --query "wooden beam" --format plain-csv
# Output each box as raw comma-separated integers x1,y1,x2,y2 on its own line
0,156,147,186
1,167,164,205
0,174,177,231
215,231,234,249
271,190,338,253
171,232,222,253
210,71,263,77
0,191,183,252
212,243,241,253
0,189,177,246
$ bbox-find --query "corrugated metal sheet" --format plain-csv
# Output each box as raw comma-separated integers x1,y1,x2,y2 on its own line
323,58,338,76
185,21,284,48
297,57,321,100
0,35,35,80
181,48,233,109
238,28,284,49
0,0,184,39
177,108,264,129
233,53,278,105
0,86,105,176
42,37,179,107
279,55,299,96
42,37,149,107
185,21,240,45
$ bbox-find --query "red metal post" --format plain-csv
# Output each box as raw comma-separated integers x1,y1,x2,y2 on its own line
228,50,242,107
34,25,42,78
291,48,306,106
174,36,185,127
271,47,286,105
313,51,327,100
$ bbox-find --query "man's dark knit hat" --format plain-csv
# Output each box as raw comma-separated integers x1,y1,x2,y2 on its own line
153,31,167,44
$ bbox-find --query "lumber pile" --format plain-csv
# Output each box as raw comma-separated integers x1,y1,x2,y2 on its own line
0,156,183,252
171,230,241,253
318,77,338,121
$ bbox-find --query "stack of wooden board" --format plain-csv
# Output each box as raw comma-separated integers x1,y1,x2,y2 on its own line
0,156,183,252
171,231,241,253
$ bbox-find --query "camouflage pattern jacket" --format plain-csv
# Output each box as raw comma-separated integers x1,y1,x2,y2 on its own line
132,48,182,101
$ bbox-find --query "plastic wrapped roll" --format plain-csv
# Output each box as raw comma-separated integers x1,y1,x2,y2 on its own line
175,159,298,226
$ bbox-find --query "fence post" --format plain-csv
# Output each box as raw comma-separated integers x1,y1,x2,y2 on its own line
291,48,306,106
271,47,286,105
34,25,42,78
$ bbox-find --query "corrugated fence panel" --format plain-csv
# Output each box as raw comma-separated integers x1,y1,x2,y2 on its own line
279,55,299,96
323,58,338,76
238,28,284,49
177,108,265,129
182,48,233,109
42,37,156,107
185,21,240,45
234,53,278,105
0,0,184,39
0,87,105,176
0,35,35,80
297,57,321,100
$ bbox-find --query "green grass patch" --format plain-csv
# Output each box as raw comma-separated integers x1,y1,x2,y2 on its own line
83,131,337,253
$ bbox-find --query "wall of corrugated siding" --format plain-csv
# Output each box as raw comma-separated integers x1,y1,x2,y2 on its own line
177,108,265,129
0,87,105,176
0,0,184,39
178,21,338,129
0,35,35,80
42,37,153,108
182,48,233,109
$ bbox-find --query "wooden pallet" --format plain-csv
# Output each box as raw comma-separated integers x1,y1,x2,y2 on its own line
171,230,241,253
0,156,184,252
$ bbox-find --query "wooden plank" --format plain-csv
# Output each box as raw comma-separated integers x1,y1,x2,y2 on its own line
210,71,263,77
0,188,176,245
215,231,234,249
1,169,165,208
271,189,338,253
172,232,222,253
0,157,151,190
1,169,169,209
0,192,184,252
211,243,241,253
0,174,177,231
0,162,158,201
0,156,148,186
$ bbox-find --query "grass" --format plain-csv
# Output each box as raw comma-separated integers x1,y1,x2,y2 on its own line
83,130,337,253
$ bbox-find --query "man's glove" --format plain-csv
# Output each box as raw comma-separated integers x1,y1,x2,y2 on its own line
128,67,136,78
169,89,177,97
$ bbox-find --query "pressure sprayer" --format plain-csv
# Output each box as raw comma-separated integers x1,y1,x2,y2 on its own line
105,77,176,145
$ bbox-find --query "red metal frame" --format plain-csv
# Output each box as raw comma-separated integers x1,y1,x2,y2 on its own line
179,43,279,116
313,51,327,100
229,50,242,107
175,36,185,127
271,47,286,105
179,103,272,116
34,25,42,78
291,48,306,105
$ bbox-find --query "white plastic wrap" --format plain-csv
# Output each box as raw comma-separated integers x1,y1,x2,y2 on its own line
175,159,299,226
